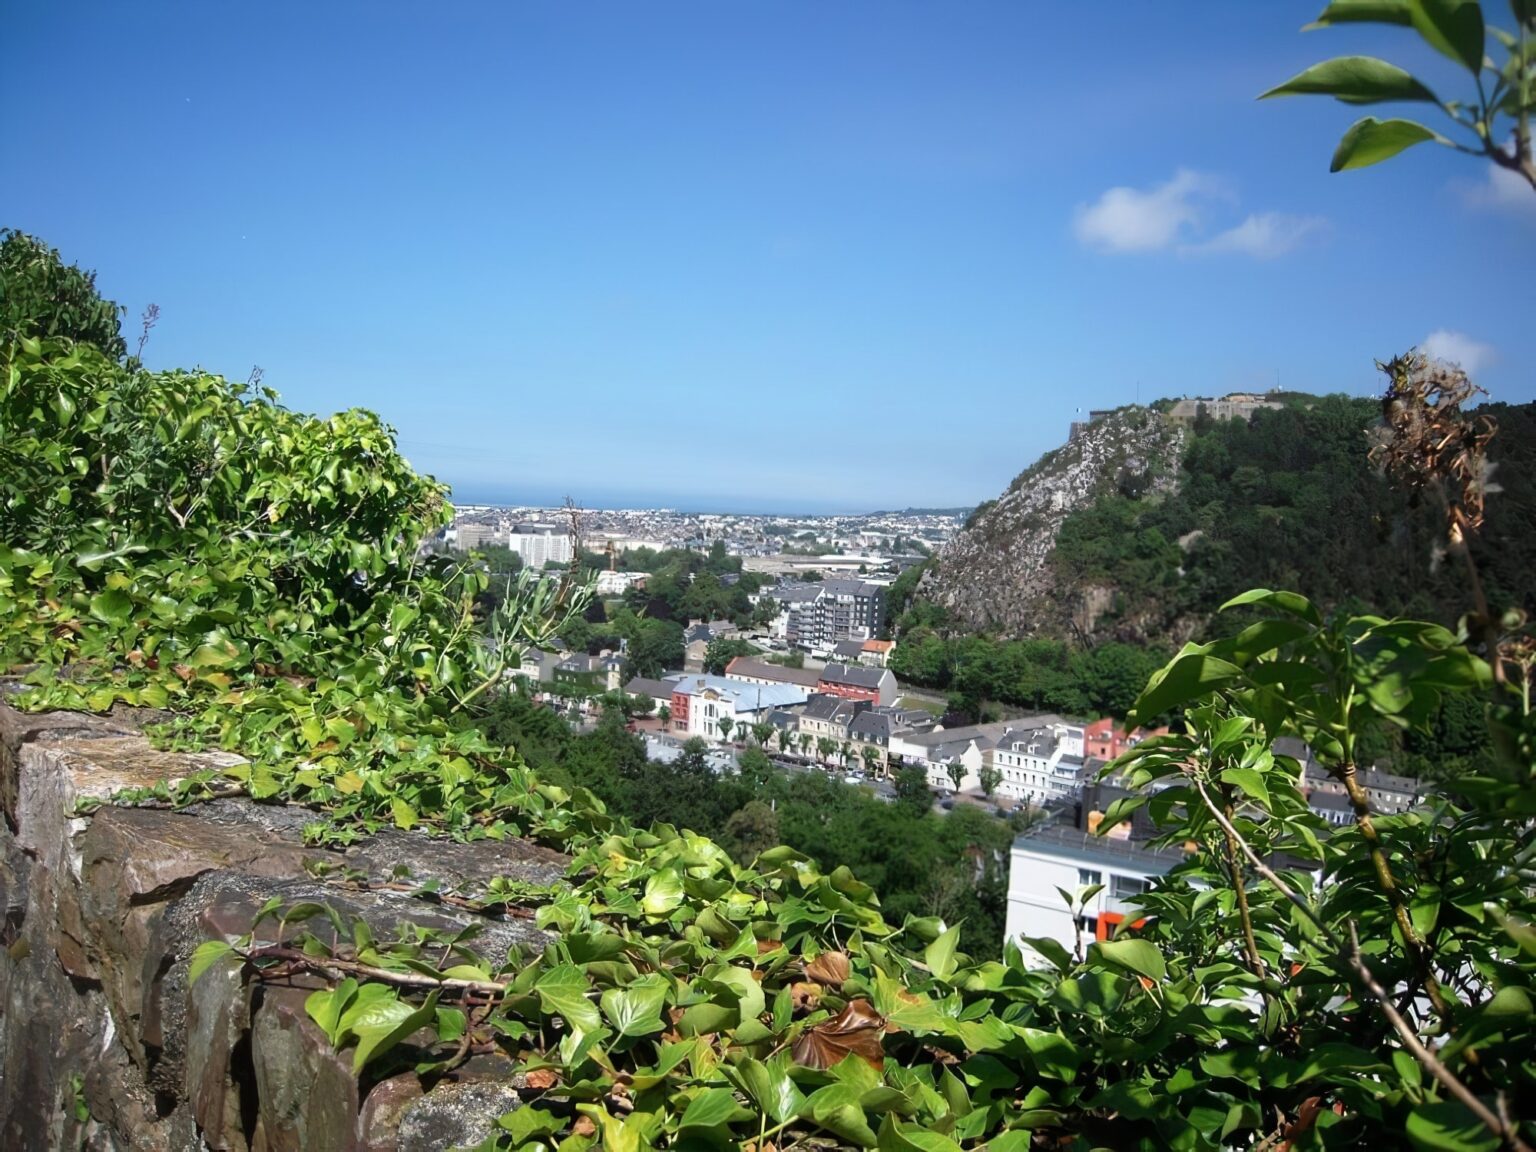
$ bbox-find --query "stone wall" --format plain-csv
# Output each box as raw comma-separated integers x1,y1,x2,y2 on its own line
0,687,567,1151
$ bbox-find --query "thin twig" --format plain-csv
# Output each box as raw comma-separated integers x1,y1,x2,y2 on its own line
244,944,513,996
1347,925,1530,1152
1191,774,1332,943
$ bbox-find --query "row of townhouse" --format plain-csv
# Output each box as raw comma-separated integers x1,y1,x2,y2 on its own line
886,717,1089,806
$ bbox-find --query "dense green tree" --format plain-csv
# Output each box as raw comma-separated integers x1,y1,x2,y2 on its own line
724,799,779,861
703,636,758,675
0,229,127,359
894,765,932,819
978,763,1002,800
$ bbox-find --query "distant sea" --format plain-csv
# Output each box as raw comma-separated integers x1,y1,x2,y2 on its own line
445,484,958,517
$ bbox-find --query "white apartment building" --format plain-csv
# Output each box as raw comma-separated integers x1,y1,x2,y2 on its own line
1005,822,1185,957
505,524,573,567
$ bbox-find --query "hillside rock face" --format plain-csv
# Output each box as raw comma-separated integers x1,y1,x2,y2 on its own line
927,408,1185,637
0,686,566,1151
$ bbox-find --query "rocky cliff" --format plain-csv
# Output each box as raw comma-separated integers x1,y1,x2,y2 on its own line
0,685,566,1151
926,407,1185,637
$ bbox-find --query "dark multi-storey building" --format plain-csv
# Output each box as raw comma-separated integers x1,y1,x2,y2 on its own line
778,578,887,655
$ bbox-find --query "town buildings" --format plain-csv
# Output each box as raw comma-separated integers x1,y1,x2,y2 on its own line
1081,717,1167,762
816,663,898,707
668,675,809,742
723,657,822,691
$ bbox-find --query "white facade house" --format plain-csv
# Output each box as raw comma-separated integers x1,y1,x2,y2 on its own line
1005,824,1185,958
669,675,808,743
595,570,649,596
990,724,1087,805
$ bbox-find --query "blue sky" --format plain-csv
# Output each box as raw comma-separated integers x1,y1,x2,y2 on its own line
5,2,1533,513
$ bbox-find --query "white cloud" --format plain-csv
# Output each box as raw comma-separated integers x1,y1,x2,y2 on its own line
1182,212,1328,259
1074,170,1325,258
1073,169,1212,253
1421,329,1496,375
1461,164,1536,220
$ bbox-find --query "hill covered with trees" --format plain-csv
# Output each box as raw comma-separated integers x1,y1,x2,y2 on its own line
919,393,1534,650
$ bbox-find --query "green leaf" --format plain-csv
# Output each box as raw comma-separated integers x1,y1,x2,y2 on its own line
801,1083,878,1148
600,983,668,1037
878,1115,964,1152
679,1087,753,1129
535,964,602,1033
1220,766,1271,807
350,990,439,1073
1261,55,1439,102
1019,1027,1082,1081
985,1132,1034,1152
389,796,418,830
925,923,961,981
305,979,357,1045
188,939,236,984
497,1106,563,1143
1221,588,1323,626
1331,116,1447,170
1404,1100,1501,1151
1127,646,1243,728
734,1057,804,1124
1306,0,1413,26
1409,0,1486,73
88,589,134,625
1091,938,1167,983
641,868,684,917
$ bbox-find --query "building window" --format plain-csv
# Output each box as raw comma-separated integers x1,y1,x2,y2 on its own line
1078,868,1102,889
1111,875,1148,899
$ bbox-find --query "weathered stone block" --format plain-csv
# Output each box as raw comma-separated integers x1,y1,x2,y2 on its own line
0,695,566,1151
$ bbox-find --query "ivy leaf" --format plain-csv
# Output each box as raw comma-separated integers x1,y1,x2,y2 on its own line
804,950,851,986
390,796,418,831
88,589,133,625
600,982,668,1037
924,923,961,981
733,1056,804,1124
641,868,684,917
349,990,439,1073
188,939,236,985
877,1115,965,1152
792,999,886,1070
800,1082,879,1148
1019,1027,1083,1082
679,1087,753,1129
535,964,601,1033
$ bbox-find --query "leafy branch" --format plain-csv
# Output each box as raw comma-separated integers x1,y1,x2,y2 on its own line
1265,0,1536,190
